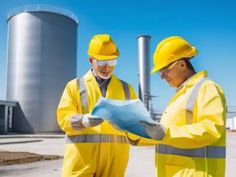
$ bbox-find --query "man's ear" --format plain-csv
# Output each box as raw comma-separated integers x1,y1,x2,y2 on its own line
179,60,187,70
89,58,93,64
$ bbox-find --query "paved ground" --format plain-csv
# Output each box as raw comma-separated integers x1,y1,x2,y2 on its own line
0,132,235,177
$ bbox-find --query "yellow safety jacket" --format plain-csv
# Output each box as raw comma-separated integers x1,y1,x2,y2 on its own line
156,71,226,177
57,70,138,177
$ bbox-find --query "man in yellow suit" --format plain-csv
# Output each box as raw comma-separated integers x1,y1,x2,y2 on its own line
57,34,138,177
142,36,226,177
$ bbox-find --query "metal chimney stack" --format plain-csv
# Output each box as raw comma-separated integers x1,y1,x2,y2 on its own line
137,35,151,110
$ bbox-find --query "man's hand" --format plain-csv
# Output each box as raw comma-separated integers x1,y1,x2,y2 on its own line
70,114,104,129
139,120,165,140
82,114,104,127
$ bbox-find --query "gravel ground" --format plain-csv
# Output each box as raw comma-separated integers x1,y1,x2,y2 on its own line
0,150,62,165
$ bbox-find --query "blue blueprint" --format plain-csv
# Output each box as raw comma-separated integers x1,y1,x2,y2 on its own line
91,97,156,138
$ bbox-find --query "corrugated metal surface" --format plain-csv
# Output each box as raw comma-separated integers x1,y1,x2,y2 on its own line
6,11,77,132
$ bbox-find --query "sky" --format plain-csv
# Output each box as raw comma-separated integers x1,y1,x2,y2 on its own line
0,0,236,111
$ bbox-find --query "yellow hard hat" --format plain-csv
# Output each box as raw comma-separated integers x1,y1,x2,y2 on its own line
151,36,198,73
87,34,120,60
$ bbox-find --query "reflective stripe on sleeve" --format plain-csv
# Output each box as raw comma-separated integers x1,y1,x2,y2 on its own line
185,78,207,124
66,134,129,144
156,144,225,158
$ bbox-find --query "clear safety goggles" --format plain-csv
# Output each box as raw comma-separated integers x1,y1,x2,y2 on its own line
159,61,179,75
94,59,117,66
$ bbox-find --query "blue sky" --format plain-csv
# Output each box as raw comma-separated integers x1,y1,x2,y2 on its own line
0,0,235,110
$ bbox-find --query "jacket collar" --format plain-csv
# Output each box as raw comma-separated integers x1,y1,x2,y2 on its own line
184,70,208,88
85,69,116,91
169,71,208,104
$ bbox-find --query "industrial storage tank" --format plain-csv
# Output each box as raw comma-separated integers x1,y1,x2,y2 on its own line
6,6,78,133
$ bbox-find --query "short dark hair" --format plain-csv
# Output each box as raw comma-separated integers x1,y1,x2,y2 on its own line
182,58,195,72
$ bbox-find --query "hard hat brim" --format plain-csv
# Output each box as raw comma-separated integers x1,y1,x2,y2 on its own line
89,54,118,61
150,67,158,74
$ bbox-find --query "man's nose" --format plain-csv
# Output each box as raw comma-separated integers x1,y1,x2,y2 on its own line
103,64,110,69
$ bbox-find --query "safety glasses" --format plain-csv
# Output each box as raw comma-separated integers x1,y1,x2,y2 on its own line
159,61,179,75
94,59,117,66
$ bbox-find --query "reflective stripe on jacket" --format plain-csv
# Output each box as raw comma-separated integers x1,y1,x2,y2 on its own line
156,71,226,177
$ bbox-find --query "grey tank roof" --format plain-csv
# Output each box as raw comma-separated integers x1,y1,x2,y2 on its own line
7,4,78,24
